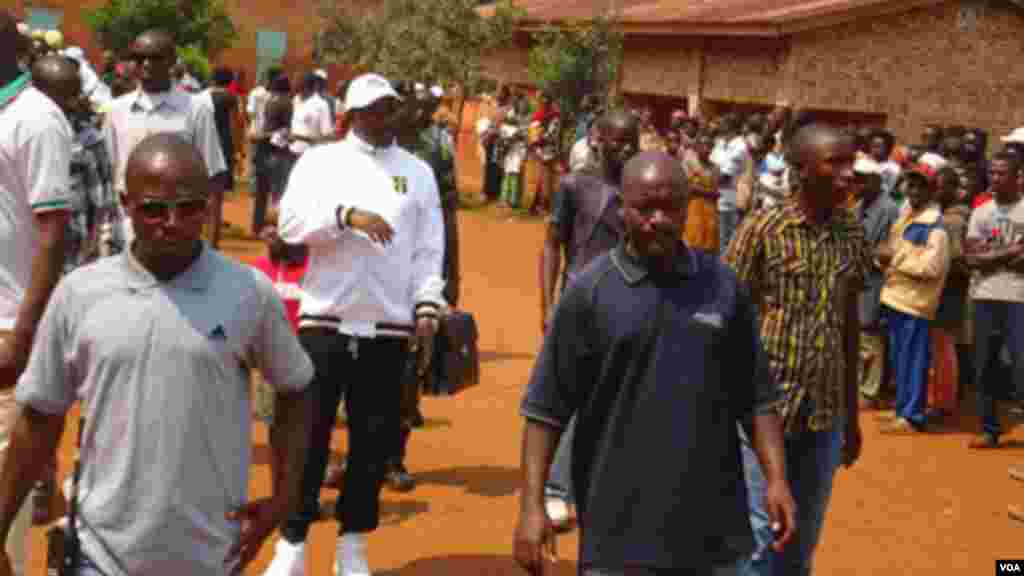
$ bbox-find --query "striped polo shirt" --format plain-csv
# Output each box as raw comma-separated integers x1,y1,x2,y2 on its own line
0,77,74,329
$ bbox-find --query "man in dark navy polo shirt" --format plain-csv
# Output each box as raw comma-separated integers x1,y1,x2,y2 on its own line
514,152,796,576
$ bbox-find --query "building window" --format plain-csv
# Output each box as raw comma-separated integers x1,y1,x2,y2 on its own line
26,8,63,31
256,30,287,80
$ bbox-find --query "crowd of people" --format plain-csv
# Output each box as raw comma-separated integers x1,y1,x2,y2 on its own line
3,7,1024,576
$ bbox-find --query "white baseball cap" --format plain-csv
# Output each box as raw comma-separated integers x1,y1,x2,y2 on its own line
430,85,443,99
1002,127,1024,144
344,73,402,111
314,68,328,80
853,157,882,176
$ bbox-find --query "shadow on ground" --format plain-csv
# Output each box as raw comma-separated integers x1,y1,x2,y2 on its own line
415,465,520,498
378,554,576,575
479,349,535,364
319,499,430,527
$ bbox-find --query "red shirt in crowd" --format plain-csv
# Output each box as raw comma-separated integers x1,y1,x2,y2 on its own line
251,255,307,331
973,191,993,209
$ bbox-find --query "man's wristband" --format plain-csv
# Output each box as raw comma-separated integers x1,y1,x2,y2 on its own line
336,205,355,230
415,303,441,320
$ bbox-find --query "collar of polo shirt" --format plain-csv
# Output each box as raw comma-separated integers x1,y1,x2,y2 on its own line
130,88,187,114
610,243,696,285
121,242,214,292
347,130,396,155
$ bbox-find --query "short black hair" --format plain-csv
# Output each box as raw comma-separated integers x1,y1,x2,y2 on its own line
302,72,319,92
869,129,895,154
264,66,282,84
270,74,291,94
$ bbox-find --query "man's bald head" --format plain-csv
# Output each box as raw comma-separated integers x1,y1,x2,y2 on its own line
787,123,852,170
598,108,641,179
31,55,81,115
621,151,689,264
31,54,79,87
787,123,856,213
600,108,639,136
125,134,209,200
622,151,688,201
135,29,175,52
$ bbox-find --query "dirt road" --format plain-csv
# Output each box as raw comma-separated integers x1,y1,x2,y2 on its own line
27,198,1024,574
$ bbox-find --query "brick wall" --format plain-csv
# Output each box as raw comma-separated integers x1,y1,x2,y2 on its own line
482,1,1024,147
787,0,1024,144
619,36,703,97
702,37,787,105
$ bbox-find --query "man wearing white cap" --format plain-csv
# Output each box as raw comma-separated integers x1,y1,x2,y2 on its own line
265,73,445,576
851,156,900,409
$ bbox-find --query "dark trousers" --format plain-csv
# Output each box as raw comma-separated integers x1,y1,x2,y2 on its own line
267,150,297,205
974,300,1024,437
280,330,407,541
483,159,503,200
250,139,272,234
584,561,739,576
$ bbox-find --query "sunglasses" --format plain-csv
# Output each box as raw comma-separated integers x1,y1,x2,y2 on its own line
136,196,208,222
130,51,173,64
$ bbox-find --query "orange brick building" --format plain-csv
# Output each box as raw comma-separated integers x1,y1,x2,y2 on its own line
9,0,355,88
482,0,1024,146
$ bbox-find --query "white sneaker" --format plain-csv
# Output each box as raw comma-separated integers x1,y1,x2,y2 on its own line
263,539,305,576
335,534,371,576
545,498,571,528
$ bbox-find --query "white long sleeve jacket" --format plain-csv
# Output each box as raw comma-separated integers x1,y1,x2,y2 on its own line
278,133,446,337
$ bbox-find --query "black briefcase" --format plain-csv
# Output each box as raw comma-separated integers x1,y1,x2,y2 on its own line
425,310,480,396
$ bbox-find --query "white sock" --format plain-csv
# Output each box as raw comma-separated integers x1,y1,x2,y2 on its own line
337,533,370,576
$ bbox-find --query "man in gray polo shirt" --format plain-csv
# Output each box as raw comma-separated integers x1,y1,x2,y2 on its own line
0,134,314,576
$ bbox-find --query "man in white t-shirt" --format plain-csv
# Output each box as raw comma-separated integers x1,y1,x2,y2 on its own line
289,72,334,157
102,29,227,247
248,68,279,233
966,151,1024,451
0,13,75,575
712,115,751,251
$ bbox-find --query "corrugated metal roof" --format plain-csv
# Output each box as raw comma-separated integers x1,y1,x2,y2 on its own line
487,0,946,32
620,0,909,23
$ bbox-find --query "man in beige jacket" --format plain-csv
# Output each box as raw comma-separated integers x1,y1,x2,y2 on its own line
876,163,951,434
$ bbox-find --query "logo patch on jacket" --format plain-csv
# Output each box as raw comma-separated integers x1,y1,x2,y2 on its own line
393,176,408,195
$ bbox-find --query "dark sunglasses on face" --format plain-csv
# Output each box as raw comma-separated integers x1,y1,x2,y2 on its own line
131,51,172,64
137,196,208,222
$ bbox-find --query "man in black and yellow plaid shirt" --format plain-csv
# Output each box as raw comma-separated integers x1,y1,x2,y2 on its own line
724,124,871,576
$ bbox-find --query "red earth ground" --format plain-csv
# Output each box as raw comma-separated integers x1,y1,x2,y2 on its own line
26,195,1024,574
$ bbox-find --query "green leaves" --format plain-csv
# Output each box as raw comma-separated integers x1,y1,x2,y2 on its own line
527,8,624,156
317,0,522,96
83,0,238,57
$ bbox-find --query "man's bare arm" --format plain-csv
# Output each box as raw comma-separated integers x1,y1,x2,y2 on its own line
0,407,66,541
964,239,1024,273
270,389,312,512
748,412,786,483
5,211,68,385
519,419,561,513
540,225,563,332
